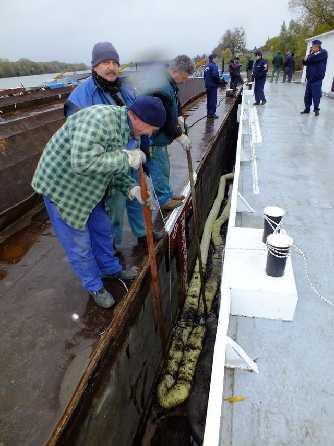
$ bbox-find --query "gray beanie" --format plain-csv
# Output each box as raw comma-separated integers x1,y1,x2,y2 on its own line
91,42,120,67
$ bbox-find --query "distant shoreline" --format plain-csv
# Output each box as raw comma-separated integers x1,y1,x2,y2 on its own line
0,59,88,79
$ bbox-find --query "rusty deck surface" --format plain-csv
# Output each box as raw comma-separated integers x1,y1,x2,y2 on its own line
0,90,235,446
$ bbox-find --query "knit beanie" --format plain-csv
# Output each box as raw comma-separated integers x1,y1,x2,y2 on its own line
91,42,120,67
129,96,166,128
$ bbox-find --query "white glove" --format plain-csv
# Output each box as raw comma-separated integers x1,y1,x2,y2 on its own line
128,186,154,209
176,134,192,152
123,149,146,169
178,116,186,132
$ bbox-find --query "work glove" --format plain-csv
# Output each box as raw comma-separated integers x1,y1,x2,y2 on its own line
123,149,146,169
178,116,186,133
128,186,154,209
175,134,192,152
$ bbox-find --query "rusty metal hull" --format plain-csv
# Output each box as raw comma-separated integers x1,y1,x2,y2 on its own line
0,78,205,232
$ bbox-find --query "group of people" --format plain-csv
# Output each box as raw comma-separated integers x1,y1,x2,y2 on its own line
248,39,328,115
271,50,295,83
32,41,195,309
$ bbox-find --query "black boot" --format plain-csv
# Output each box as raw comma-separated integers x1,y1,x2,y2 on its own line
300,110,310,114
314,109,320,116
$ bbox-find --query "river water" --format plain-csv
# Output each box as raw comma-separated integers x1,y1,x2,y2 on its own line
0,71,89,89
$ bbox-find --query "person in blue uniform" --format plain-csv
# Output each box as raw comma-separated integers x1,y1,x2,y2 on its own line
283,51,294,83
204,54,220,119
301,39,328,117
252,51,268,105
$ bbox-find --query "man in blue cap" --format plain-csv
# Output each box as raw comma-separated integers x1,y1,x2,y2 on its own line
204,54,221,119
32,96,166,309
252,51,268,105
64,42,160,250
301,39,328,116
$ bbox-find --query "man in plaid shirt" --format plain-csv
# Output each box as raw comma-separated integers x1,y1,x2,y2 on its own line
32,96,166,308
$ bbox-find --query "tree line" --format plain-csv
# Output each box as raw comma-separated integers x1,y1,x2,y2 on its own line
208,0,333,71
0,58,88,79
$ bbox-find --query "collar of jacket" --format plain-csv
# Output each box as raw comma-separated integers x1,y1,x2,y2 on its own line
166,71,179,93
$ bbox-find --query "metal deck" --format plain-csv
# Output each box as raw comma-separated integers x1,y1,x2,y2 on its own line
205,82,334,446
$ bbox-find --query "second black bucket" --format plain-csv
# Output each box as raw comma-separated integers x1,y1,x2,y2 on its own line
262,206,285,243
266,232,293,278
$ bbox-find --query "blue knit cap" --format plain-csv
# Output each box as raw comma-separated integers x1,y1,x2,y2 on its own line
129,96,166,128
91,42,120,67
312,39,322,45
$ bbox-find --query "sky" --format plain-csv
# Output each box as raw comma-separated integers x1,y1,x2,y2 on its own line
1,0,295,64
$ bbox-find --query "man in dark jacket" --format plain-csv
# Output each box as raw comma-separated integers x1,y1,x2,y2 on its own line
139,55,195,210
253,51,268,105
301,39,328,116
271,51,283,83
204,54,220,119
229,57,243,91
283,51,294,82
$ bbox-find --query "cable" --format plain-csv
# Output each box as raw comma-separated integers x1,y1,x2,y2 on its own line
186,95,225,130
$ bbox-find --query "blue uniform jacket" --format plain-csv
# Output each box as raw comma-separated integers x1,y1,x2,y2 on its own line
284,55,294,68
253,59,268,79
204,62,220,88
303,49,328,82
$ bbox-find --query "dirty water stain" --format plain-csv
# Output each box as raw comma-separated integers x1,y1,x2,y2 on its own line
0,220,49,264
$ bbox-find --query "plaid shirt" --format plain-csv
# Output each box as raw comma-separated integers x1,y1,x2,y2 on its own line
32,105,136,229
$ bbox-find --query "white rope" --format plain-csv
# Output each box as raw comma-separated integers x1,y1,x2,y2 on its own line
264,214,284,233
292,243,334,308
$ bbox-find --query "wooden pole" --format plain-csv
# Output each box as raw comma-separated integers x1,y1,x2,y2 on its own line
139,166,167,353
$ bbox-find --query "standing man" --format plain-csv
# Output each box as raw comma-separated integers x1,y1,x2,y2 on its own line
64,41,152,248
271,51,283,83
253,51,268,105
139,55,195,211
32,97,166,308
301,39,328,116
204,54,220,119
229,57,242,91
283,51,294,83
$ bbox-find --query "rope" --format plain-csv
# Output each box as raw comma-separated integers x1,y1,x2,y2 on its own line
186,95,225,130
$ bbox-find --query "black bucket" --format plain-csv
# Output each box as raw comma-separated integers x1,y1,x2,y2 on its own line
266,232,293,278
262,206,285,243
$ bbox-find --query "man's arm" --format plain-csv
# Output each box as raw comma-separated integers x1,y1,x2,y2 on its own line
304,50,328,65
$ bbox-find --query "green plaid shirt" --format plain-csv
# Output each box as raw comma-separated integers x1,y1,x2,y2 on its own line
32,105,136,229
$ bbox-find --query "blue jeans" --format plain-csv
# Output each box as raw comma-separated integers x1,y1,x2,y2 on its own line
44,197,121,292
254,77,266,103
147,146,173,206
304,80,322,111
206,87,218,116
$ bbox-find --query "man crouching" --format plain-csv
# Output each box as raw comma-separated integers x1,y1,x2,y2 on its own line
32,96,166,308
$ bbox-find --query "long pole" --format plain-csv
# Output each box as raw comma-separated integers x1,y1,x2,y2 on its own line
139,166,167,353
185,147,208,319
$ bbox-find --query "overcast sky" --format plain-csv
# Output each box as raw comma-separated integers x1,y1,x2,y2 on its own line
2,0,295,64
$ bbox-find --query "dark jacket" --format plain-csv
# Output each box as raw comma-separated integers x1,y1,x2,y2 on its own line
138,69,183,147
284,54,294,69
204,62,220,89
303,48,328,82
272,53,283,68
229,62,241,77
253,59,268,79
